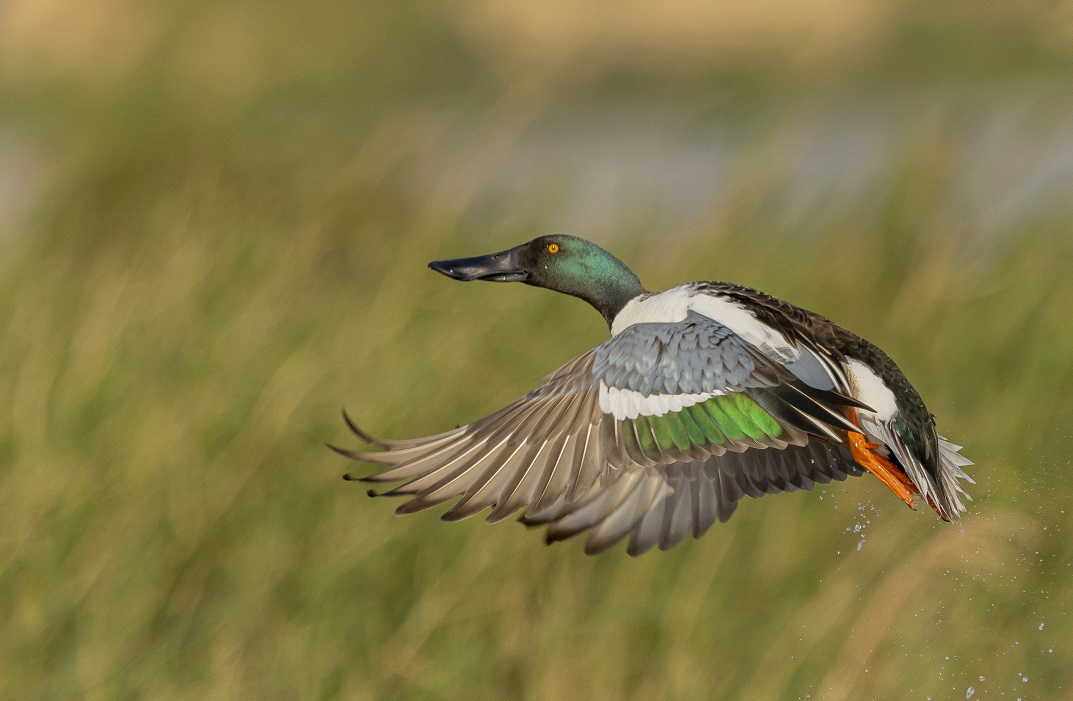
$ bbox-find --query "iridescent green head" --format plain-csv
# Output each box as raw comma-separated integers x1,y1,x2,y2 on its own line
429,235,647,326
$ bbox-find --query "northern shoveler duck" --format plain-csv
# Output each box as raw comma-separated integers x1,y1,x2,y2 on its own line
333,235,973,556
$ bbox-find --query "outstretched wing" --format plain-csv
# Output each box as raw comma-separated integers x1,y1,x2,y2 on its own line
336,350,608,524
526,442,861,556
334,313,867,555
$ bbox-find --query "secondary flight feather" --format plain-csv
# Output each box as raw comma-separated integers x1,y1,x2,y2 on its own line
331,235,974,556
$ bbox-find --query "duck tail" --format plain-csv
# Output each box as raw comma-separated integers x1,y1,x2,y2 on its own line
932,436,975,521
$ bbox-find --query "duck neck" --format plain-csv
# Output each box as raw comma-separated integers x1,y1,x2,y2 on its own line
579,268,646,328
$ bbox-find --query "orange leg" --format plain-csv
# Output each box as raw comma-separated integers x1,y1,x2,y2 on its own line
845,410,917,509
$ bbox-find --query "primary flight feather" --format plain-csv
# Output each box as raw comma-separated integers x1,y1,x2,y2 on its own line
332,235,973,556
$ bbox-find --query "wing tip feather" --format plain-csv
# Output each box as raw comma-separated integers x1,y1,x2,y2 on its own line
341,409,394,447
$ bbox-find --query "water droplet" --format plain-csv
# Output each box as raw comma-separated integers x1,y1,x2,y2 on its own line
966,686,975,699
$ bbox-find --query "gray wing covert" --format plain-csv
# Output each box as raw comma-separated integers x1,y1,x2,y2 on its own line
593,311,780,396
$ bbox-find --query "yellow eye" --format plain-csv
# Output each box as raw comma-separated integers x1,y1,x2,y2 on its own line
547,243,560,254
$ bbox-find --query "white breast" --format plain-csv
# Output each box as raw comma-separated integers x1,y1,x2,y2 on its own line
844,358,899,421
611,285,800,363
611,286,693,333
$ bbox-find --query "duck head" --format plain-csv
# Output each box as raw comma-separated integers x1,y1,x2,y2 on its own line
429,235,647,327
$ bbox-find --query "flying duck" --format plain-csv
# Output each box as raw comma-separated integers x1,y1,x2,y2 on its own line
333,235,973,556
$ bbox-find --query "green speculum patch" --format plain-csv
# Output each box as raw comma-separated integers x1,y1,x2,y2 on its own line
685,404,727,445
676,406,708,446
700,398,747,441
714,395,764,440
708,394,783,442
619,393,783,455
632,416,662,460
660,411,693,451
648,412,677,451
736,395,784,438
620,419,640,456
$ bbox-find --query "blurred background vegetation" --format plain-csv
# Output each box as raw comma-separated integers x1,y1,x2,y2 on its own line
2,0,1073,698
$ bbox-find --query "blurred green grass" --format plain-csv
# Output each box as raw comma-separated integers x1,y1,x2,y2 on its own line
3,0,1073,699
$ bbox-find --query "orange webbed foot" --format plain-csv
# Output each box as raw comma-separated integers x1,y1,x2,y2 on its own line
845,410,917,509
